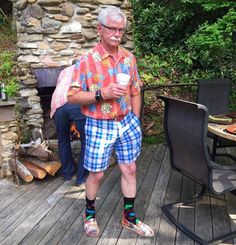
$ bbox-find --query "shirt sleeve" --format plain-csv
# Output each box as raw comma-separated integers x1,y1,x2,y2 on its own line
56,68,65,85
67,59,86,96
130,55,142,96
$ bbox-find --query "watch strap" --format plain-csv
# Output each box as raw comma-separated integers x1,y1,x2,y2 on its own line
95,90,103,102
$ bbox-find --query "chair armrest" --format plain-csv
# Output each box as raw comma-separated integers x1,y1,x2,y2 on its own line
209,161,236,170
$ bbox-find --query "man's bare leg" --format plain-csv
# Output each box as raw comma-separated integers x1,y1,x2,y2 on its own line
119,162,154,237
84,171,104,237
119,162,136,197
85,171,104,199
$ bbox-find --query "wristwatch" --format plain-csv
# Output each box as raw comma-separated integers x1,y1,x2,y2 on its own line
95,90,103,102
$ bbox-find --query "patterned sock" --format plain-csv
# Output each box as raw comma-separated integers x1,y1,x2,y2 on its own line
123,196,139,225
85,196,96,220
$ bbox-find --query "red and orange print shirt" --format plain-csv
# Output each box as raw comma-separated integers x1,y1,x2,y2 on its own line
68,43,142,120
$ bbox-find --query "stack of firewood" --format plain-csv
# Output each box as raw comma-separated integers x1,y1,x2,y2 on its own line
15,139,61,183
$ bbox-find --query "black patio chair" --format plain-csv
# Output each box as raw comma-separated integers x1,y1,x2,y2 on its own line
159,95,236,245
197,78,236,161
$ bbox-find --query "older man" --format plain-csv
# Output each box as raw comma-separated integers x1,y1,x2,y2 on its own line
68,6,154,237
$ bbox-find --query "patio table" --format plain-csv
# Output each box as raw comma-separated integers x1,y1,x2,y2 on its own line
208,116,236,142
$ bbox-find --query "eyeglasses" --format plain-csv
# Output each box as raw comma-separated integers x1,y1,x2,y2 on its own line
100,23,126,34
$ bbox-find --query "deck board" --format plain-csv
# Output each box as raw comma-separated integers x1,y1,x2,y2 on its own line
19,180,84,245
175,176,195,245
0,144,236,245
116,144,163,245
0,180,32,212
1,177,64,244
136,145,170,245
156,169,182,245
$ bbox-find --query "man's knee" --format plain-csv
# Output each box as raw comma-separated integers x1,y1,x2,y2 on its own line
121,163,136,176
89,171,104,182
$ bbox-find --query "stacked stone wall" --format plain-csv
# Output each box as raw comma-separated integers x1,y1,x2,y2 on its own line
13,0,133,136
0,120,18,177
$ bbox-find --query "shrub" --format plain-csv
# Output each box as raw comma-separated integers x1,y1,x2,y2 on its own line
187,9,236,75
0,51,19,97
131,1,236,95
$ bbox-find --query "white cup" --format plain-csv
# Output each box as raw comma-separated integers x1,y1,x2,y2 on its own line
116,73,130,86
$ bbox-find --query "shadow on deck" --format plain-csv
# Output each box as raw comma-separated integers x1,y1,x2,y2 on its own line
0,144,236,245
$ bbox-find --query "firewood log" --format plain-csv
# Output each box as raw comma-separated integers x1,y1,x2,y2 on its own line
15,145,28,157
23,161,47,179
26,143,54,161
16,159,34,182
17,142,55,161
22,157,61,176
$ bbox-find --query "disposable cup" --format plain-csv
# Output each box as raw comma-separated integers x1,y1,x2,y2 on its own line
116,73,130,86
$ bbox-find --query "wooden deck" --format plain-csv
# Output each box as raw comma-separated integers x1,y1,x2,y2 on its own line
1,144,236,245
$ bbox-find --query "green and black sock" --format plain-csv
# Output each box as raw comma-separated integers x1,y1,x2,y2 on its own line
123,196,139,225
85,196,96,220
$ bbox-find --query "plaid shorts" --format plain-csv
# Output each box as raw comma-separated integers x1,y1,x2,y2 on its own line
84,111,142,172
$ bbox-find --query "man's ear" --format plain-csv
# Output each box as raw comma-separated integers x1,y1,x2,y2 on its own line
97,24,102,35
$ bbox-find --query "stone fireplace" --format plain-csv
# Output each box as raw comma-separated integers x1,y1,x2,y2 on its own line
14,0,134,140
32,66,65,139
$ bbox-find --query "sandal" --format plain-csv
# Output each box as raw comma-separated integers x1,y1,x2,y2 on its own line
83,215,100,237
122,213,154,237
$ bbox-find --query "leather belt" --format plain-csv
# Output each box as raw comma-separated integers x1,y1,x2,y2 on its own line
113,115,125,122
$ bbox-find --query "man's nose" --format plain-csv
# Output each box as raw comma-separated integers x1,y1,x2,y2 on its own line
114,30,122,36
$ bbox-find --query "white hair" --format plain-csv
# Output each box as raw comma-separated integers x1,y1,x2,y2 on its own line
98,6,127,26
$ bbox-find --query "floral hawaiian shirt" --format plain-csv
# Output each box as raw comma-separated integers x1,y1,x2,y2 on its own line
68,42,142,120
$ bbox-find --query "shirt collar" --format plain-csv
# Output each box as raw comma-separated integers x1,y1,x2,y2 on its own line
95,42,126,60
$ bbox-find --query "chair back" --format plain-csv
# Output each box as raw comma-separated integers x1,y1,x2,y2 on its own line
160,96,211,187
197,78,231,115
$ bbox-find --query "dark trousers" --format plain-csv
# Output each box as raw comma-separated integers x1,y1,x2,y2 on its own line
54,103,88,184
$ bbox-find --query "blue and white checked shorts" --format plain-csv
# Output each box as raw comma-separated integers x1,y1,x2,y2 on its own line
84,111,142,172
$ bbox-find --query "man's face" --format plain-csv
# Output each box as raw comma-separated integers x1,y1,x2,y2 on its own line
98,16,125,50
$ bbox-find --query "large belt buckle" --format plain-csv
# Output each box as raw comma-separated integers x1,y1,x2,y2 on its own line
114,115,125,122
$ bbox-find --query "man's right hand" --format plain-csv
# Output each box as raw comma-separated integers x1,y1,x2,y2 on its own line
101,83,127,100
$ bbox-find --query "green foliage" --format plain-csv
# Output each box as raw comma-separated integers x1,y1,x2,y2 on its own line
187,9,236,73
137,45,219,86
143,135,165,145
131,1,236,87
0,52,13,76
186,8,236,109
5,77,19,97
131,0,236,116
180,0,236,11
0,51,19,97
132,2,193,54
